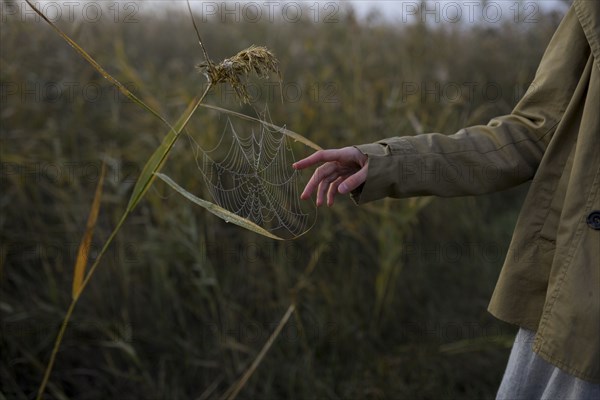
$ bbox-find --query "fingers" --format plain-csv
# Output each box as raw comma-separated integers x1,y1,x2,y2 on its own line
327,177,344,206
295,147,369,206
293,148,350,170
316,172,342,207
338,163,368,194
293,149,336,170
320,163,368,206
300,161,339,200
304,162,368,206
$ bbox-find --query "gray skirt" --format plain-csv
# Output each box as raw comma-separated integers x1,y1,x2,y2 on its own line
496,328,599,399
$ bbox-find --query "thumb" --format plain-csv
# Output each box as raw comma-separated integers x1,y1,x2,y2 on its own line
338,163,368,194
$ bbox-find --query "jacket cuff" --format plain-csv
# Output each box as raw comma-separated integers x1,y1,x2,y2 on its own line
350,139,415,204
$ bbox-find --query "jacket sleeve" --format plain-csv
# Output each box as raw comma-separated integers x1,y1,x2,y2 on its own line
352,7,590,204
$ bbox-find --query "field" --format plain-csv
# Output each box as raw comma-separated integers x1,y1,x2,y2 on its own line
1,1,565,399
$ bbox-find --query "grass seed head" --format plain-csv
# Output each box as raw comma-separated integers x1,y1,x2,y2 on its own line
198,45,281,103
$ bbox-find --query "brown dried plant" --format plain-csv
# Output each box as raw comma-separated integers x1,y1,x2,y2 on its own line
30,1,294,398
185,1,280,104
198,45,281,103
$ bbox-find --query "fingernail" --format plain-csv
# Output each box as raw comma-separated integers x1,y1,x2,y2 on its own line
339,183,348,193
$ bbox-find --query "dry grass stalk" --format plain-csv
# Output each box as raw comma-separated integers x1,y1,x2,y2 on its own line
198,45,281,103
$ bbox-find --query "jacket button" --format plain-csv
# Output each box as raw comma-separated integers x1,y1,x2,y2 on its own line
587,211,600,230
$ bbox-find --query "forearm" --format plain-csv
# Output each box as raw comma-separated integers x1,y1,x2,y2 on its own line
352,6,589,204
353,113,555,202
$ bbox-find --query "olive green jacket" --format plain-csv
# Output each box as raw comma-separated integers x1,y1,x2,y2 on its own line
352,1,600,383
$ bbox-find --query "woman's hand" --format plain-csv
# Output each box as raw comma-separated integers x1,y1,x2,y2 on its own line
293,147,368,207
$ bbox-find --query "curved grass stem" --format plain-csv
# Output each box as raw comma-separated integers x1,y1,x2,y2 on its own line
36,84,214,400
35,212,127,400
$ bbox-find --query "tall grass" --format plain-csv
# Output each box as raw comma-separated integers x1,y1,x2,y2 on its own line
1,2,564,399
18,1,308,397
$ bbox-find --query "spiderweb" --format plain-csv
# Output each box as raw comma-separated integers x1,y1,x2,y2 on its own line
185,116,314,239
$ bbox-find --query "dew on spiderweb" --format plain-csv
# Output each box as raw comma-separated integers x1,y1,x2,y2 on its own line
185,114,316,239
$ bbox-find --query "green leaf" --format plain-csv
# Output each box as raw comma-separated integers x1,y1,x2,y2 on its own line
155,173,284,241
126,94,208,211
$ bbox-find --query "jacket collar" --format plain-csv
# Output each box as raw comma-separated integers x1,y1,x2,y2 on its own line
575,0,600,71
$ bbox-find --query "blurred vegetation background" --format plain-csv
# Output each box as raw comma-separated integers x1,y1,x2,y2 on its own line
1,1,566,399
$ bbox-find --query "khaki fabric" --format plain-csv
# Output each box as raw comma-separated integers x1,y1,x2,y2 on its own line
352,1,600,383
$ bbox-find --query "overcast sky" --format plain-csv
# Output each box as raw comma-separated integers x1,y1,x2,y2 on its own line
347,1,568,22
18,1,571,26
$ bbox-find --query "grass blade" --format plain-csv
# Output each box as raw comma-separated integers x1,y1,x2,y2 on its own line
126,88,211,211
72,163,106,299
199,103,322,151
220,304,296,400
155,172,284,241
